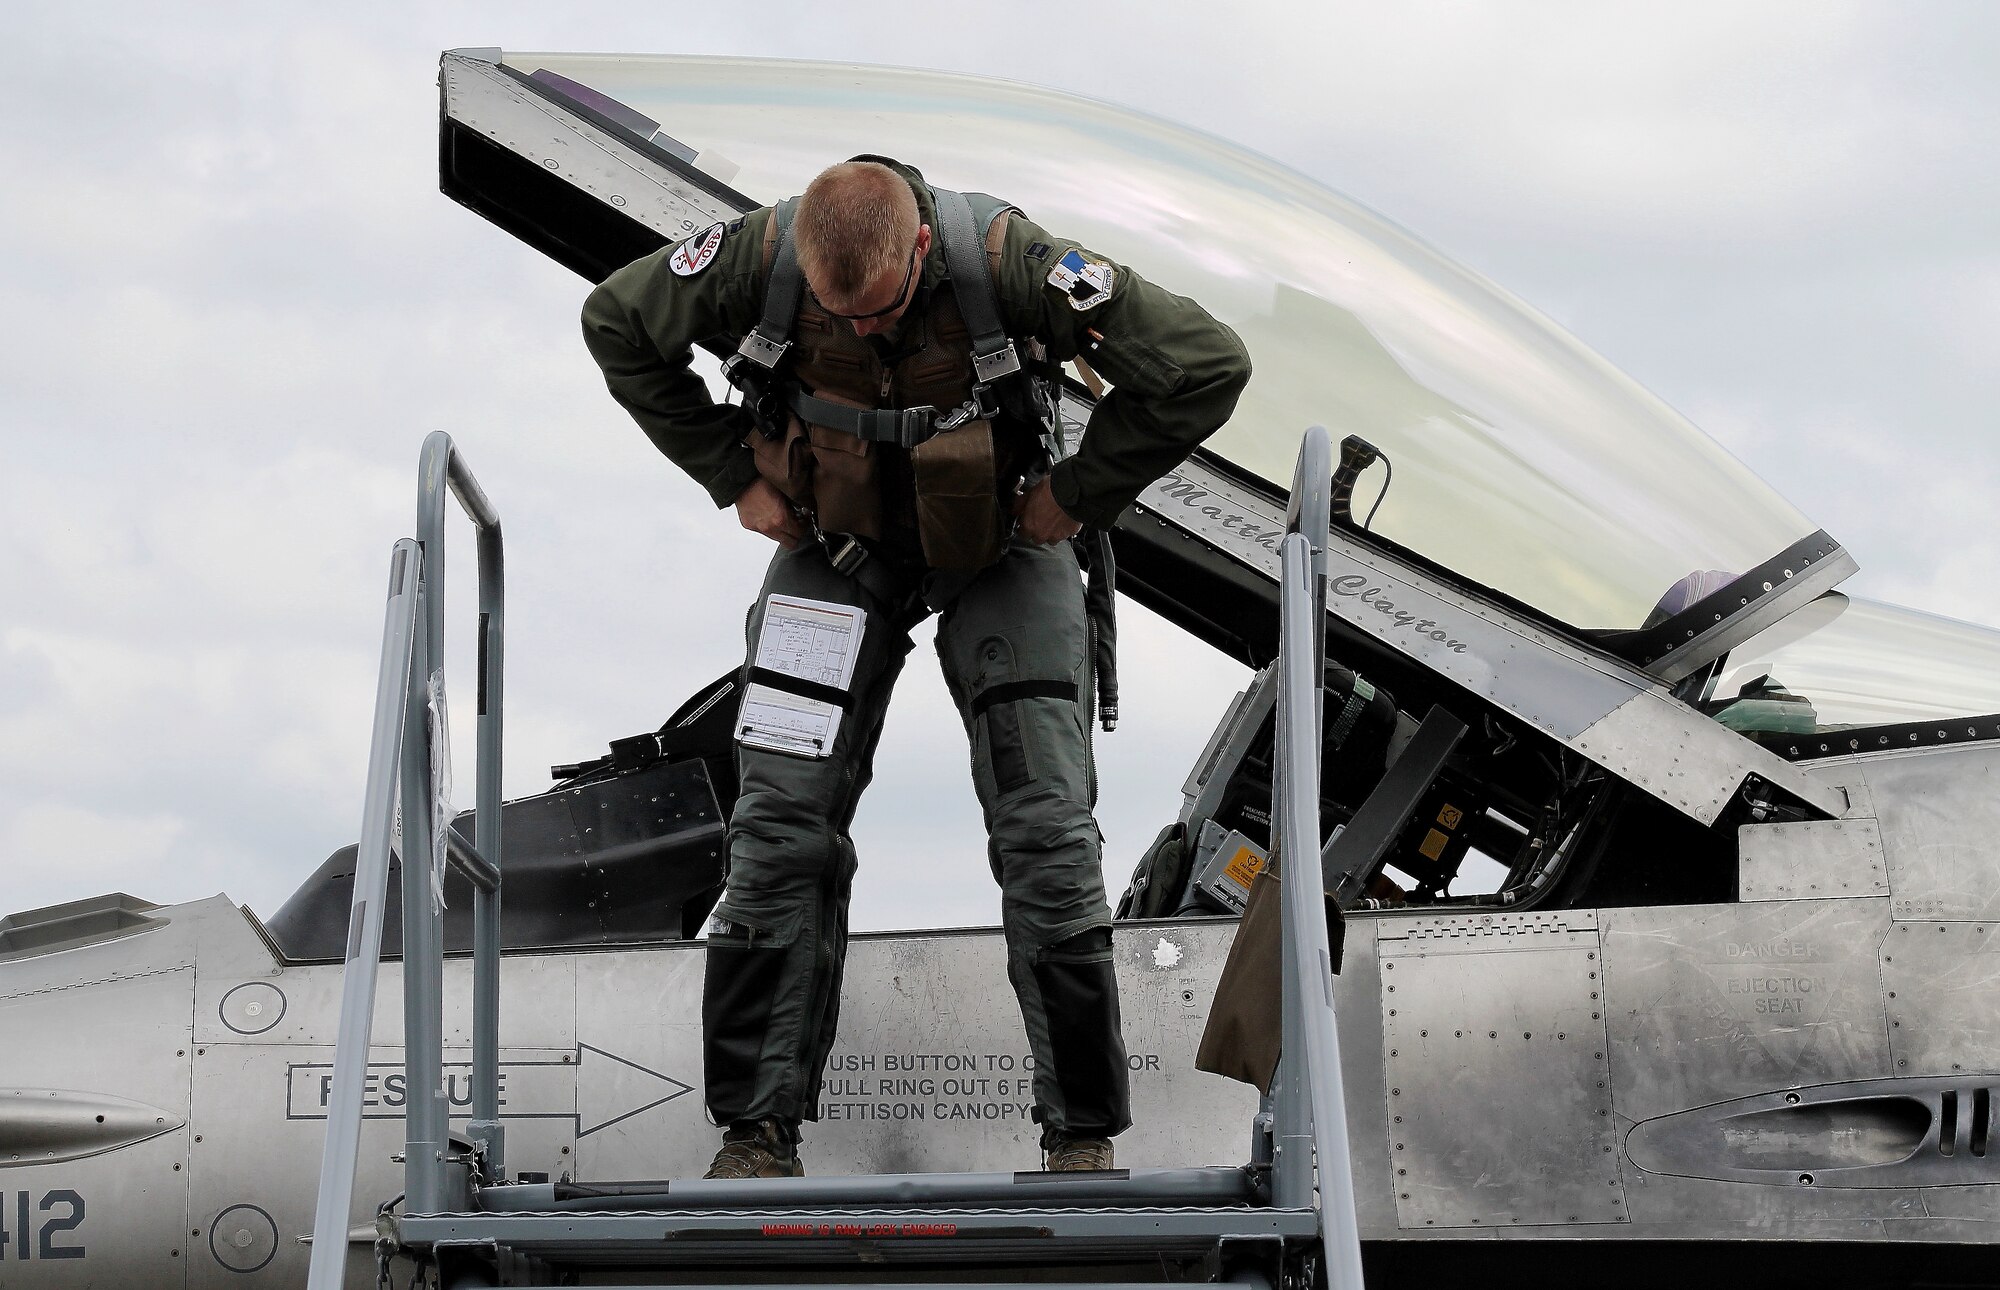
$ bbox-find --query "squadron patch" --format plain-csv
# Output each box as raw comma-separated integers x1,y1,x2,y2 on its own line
669,221,726,276
1046,247,1115,310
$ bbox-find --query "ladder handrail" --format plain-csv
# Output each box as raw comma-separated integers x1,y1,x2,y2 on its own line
407,431,507,1209
306,433,505,1290
1270,426,1366,1286
305,539,423,1290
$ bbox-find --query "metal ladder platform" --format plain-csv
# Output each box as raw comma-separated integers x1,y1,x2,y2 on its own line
308,430,1362,1290
392,1168,1314,1284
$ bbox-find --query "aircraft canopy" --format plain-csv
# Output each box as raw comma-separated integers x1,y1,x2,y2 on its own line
500,51,1840,646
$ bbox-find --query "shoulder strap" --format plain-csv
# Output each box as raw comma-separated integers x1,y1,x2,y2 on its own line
736,198,804,372
931,187,1023,386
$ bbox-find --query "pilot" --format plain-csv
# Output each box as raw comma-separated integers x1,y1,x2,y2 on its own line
583,157,1249,1179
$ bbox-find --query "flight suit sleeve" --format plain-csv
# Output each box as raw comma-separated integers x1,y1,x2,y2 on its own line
993,214,1251,529
580,212,772,509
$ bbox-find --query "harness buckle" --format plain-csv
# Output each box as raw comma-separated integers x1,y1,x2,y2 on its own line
973,341,1022,383
895,406,938,447
734,331,792,371
934,383,1005,435
802,509,870,576
822,533,869,576
933,401,981,433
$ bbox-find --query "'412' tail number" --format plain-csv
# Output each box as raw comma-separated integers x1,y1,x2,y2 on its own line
0,1190,85,1260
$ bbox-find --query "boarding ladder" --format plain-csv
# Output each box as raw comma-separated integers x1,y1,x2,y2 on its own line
306,428,1365,1289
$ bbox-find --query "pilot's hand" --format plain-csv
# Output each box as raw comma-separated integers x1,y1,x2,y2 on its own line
1012,474,1082,546
735,477,805,549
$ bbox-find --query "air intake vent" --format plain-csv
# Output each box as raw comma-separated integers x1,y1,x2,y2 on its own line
1628,1075,2000,1188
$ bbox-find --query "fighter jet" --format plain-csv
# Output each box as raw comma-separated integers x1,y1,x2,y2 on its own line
2,48,1997,1289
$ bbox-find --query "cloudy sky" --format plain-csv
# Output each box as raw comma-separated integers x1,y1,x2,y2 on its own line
2,4,1994,931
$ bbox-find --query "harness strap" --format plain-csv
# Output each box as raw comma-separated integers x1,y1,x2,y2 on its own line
786,391,962,448
932,188,1022,386
739,198,804,371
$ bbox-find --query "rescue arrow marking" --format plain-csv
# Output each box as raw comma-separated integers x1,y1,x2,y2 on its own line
576,1043,693,1137
284,1045,693,1135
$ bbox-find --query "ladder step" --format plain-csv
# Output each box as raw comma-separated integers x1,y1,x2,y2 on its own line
489,1284,1198,1290
396,1206,1318,1270
483,1165,1257,1212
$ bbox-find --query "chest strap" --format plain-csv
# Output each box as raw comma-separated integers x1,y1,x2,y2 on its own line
788,392,978,448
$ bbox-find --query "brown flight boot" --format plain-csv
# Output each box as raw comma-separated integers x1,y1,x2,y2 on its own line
704,1119,804,1179
1042,1128,1116,1172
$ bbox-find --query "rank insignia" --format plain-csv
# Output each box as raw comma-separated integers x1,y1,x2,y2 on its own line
1046,248,1115,310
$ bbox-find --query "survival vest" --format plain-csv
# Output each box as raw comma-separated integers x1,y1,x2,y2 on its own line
721,185,1061,573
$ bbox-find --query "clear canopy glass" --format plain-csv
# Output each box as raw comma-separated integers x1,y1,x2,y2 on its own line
1710,595,2000,733
506,52,1826,634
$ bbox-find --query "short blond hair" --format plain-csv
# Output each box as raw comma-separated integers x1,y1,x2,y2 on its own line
793,162,920,308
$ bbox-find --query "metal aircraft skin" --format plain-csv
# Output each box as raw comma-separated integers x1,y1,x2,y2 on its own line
3,47,1998,1290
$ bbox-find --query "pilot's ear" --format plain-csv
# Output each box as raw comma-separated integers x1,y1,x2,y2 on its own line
916,223,933,258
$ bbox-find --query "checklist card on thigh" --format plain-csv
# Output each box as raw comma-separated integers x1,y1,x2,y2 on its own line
736,594,868,758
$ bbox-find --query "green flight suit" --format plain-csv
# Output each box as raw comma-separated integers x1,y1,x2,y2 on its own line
583,161,1250,1141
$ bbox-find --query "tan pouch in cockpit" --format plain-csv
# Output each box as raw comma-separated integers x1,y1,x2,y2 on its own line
1195,866,1282,1092
912,420,1007,572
